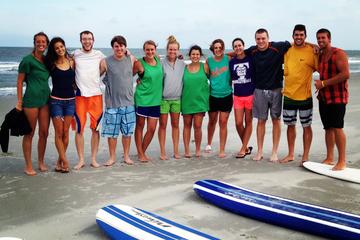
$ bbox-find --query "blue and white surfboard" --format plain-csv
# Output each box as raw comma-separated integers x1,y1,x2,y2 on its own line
193,179,360,240
96,204,220,240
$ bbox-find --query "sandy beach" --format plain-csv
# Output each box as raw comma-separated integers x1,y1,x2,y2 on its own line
0,74,360,240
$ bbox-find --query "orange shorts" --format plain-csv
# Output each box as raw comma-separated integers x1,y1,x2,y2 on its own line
233,95,253,110
74,95,103,134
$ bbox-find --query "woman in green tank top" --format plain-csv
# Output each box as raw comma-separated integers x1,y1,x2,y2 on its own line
133,40,163,162
181,45,209,158
16,32,50,176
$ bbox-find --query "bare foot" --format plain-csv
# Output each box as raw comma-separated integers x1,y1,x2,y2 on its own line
252,152,263,161
184,153,192,158
73,162,85,170
124,158,134,165
55,160,63,172
299,160,308,167
332,162,346,171
218,152,226,158
269,154,279,163
173,153,181,159
160,155,169,160
322,159,335,165
138,155,149,162
280,155,294,163
204,145,212,153
24,169,37,176
195,150,201,158
90,162,100,168
104,160,116,167
38,163,48,172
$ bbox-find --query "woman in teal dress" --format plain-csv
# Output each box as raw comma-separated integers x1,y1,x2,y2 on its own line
16,32,50,176
181,45,209,157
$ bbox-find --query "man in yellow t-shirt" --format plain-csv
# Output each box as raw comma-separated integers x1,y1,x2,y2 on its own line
280,24,318,165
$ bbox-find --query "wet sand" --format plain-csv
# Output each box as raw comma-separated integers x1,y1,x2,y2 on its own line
0,74,360,239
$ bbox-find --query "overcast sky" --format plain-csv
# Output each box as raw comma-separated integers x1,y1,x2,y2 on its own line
1,0,359,49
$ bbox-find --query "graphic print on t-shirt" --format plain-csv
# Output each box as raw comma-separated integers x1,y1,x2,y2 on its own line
233,62,251,84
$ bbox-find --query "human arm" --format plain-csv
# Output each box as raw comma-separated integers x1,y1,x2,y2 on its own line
16,73,26,110
314,50,350,90
99,58,107,76
204,61,210,75
133,60,144,76
305,42,320,54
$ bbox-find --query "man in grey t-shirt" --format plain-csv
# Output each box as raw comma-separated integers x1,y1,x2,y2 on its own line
99,35,137,165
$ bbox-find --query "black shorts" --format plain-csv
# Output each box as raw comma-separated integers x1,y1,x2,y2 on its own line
319,101,346,129
209,94,233,113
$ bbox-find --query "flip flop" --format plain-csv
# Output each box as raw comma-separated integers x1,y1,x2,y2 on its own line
236,153,246,159
245,146,253,155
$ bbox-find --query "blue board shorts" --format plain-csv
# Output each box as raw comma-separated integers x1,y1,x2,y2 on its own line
101,106,136,138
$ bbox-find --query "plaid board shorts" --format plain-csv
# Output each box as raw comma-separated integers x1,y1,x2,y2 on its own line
101,106,135,137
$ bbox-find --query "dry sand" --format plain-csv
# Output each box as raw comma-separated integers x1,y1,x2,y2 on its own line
0,74,360,240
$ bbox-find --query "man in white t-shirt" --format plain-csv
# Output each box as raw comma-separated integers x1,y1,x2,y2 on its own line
73,30,105,170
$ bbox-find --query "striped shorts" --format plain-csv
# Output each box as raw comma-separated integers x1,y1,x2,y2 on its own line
102,106,136,137
283,97,313,127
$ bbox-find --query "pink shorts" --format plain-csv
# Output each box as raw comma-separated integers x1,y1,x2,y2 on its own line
233,95,253,110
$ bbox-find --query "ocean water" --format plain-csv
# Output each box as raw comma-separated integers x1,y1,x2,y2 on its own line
0,47,359,96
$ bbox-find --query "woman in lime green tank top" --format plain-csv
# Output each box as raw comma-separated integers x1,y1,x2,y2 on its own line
181,45,209,158
133,40,163,162
16,32,50,176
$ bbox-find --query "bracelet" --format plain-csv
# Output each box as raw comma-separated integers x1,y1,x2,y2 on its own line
321,81,326,88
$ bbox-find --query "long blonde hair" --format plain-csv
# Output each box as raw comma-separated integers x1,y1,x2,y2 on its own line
166,35,180,50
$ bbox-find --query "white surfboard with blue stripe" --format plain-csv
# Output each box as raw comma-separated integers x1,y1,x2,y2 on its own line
96,204,219,240
193,179,360,240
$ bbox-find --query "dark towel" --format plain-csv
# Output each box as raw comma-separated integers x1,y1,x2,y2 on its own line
0,108,32,152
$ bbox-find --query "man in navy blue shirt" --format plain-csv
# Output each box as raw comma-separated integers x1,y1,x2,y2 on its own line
247,28,291,162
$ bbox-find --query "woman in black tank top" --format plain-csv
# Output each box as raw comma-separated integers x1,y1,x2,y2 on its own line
45,37,76,173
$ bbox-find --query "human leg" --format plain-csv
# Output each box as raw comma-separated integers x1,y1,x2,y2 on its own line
22,107,39,175
104,137,117,166
135,115,147,162
122,136,133,164
239,108,253,157
158,114,168,160
170,112,180,159
52,117,66,169
194,113,204,157
206,111,218,151
252,89,268,161
270,118,281,162
333,128,346,170
37,104,50,171
88,95,103,167
218,111,230,158
142,117,158,154
234,108,245,148
253,119,266,161
74,96,86,169
302,126,312,164
280,125,296,163
183,115,193,157
323,129,335,165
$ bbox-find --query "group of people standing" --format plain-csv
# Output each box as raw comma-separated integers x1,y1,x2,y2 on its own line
15,24,350,176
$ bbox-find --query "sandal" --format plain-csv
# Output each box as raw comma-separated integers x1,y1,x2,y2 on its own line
236,153,246,159
245,146,253,155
